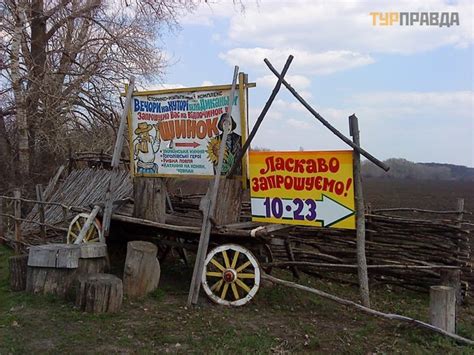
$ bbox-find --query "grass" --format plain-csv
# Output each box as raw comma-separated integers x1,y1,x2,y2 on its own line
0,244,473,354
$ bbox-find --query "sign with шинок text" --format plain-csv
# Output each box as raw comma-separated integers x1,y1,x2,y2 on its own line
249,150,355,229
128,84,253,178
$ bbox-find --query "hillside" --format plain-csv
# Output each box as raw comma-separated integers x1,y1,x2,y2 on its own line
362,158,474,181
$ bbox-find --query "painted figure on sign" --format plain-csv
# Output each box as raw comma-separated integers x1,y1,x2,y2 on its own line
206,113,242,175
133,122,161,174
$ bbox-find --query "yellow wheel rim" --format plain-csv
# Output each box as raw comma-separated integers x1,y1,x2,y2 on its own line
67,213,103,244
202,244,260,306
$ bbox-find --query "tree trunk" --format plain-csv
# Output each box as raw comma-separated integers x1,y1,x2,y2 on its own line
213,178,243,225
123,241,160,298
10,1,29,179
9,254,28,291
75,273,123,313
133,177,167,223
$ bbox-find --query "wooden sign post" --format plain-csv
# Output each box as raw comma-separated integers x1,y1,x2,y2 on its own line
349,114,370,307
187,66,240,306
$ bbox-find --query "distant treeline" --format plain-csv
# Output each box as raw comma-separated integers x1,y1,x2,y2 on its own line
362,158,474,181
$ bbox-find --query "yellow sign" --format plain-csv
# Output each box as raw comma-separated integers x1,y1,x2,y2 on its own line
249,150,355,229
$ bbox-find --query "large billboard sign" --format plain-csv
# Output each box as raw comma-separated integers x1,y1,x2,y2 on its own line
128,83,253,178
249,150,355,229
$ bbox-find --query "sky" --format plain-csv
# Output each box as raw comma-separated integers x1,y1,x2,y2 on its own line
148,0,473,167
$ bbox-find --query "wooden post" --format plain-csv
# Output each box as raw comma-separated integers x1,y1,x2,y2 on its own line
13,189,21,254
440,269,462,306
35,184,46,242
188,66,239,306
0,197,4,239
212,178,243,225
133,177,167,223
430,285,456,333
9,254,28,291
349,114,370,308
456,198,464,227
102,76,135,238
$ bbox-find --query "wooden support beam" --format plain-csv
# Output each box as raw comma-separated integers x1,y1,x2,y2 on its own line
102,76,135,238
264,58,389,172
35,184,46,242
188,66,240,306
349,114,370,308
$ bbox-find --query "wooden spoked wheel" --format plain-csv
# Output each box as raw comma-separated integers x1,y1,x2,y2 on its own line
201,244,260,307
67,213,103,244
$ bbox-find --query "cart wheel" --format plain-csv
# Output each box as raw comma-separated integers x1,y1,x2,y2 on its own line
201,244,260,306
67,213,103,244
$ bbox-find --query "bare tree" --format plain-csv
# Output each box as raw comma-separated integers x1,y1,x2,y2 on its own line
0,0,200,185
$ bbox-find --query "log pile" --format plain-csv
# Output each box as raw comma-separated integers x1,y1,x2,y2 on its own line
263,214,472,297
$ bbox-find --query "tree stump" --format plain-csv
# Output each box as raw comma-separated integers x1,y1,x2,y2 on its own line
213,178,243,225
26,244,80,298
123,241,160,298
9,255,28,291
133,177,167,223
75,273,123,313
77,243,108,275
430,285,456,333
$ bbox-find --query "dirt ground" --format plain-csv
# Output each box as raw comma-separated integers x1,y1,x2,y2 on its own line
363,178,474,223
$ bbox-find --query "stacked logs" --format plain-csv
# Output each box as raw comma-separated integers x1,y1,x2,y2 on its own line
263,214,472,296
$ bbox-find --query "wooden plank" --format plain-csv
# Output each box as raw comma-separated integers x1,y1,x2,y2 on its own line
264,59,389,172
102,77,135,238
28,244,80,268
13,189,21,254
238,72,248,189
349,114,370,308
35,184,46,241
43,165,65,201
188,66,240,306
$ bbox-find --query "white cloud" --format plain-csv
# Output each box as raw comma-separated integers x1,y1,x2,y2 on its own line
140,83,186,91
226,0,473,55
348,91,474,120
201,80,215,86
220,48,375,75
247,91,474,166
256,74,311,90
